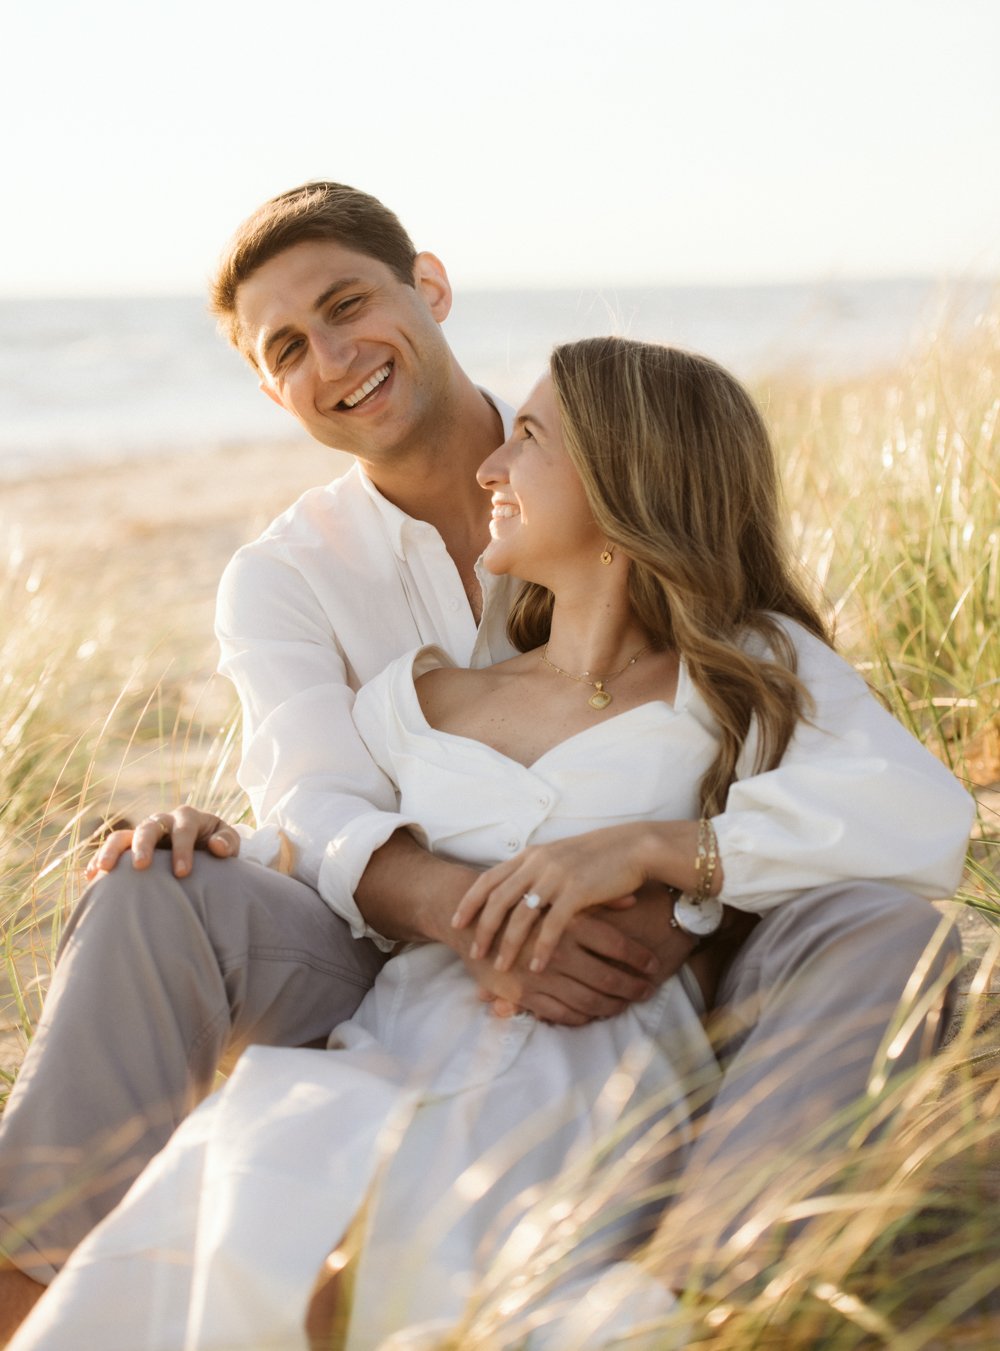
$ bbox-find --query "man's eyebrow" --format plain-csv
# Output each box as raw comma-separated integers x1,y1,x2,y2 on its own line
311,277,363,313
259,278,365,368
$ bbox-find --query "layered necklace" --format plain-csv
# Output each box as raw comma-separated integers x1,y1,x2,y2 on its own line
540,642,650,710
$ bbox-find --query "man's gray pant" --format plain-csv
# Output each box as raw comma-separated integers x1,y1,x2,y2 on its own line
0,854,960,1283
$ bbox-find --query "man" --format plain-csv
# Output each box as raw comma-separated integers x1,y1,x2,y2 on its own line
0,182,681,1333
0,182,965,1341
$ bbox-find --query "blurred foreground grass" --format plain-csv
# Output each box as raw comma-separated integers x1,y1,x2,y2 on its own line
0,306,998,1347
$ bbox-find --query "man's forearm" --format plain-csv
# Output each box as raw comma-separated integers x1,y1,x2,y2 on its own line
354,829,478,947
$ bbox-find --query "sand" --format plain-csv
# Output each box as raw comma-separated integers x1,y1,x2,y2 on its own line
3,439,353,639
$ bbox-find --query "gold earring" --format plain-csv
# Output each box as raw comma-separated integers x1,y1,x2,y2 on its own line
600,543,614,565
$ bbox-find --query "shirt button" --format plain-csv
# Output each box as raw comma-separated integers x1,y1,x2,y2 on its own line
537,794,550,807
506,838,520,853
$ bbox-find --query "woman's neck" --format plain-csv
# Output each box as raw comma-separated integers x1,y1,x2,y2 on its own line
543,593,652,677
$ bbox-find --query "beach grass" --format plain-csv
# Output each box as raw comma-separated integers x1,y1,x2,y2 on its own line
1,305,998,1345
442,944,1000,1351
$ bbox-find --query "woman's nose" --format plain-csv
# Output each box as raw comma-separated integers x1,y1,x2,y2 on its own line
477,438,512,488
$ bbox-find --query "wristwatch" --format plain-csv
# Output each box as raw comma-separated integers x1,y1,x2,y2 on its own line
670,891,725,940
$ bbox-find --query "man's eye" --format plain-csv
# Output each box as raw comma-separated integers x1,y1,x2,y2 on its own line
277,339,303,367
333,296,362,317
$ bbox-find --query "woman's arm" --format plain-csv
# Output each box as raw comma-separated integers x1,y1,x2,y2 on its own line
711,623,975,910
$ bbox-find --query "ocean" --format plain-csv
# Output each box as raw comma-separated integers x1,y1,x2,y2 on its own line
0,277,991,481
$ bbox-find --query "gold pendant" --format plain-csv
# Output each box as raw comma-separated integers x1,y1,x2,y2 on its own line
588,685,612,710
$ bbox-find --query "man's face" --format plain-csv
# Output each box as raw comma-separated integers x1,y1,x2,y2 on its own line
237,239,455,466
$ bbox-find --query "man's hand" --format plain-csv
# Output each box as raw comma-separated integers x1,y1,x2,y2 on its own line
605,883,755,1010
598,881,699,972
454,897,694,1025
472,886,716,1024
86,807,241,881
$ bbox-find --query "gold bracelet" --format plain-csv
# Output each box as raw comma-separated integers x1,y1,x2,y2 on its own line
693,817,718,903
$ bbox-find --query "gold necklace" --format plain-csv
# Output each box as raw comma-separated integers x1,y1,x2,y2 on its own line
540,642,650,710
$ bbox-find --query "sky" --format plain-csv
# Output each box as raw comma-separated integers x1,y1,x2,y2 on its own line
1,0,998,296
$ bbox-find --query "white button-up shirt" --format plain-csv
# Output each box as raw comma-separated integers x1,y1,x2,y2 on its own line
215,399,521,912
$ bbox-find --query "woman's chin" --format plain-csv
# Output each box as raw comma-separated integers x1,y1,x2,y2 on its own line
482,540,516,577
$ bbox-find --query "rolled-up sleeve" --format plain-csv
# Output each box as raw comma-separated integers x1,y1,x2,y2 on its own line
713,627,976,912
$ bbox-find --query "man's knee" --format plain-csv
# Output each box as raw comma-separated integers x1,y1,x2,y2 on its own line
62,852,211,960
743,882,959,976
718,883,963,1056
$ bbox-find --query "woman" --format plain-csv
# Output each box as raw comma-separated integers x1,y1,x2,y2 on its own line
11,339,972,1351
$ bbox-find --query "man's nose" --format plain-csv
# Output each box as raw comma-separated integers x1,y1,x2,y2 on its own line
311,328,356,383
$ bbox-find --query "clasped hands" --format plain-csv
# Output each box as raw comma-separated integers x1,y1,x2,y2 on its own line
449,822,700,1022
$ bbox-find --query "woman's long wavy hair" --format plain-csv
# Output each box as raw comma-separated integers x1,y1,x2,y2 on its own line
507,337,833,816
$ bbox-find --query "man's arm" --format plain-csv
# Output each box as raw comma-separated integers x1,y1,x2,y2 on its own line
356,829,698,1025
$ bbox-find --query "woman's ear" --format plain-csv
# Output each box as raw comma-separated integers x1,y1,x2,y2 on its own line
412,252,453,323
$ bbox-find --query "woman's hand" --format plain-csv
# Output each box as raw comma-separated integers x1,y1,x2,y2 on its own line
451,823,656,975
86,806,241,881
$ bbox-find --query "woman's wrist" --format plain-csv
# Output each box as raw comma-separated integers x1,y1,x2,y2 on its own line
638,819,702,893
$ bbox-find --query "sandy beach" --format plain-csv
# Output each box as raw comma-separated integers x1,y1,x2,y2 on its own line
3,439,353,646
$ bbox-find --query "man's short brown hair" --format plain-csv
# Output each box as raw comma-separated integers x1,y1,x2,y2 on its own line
210,181,418,364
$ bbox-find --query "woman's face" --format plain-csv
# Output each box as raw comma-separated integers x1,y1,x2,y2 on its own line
477,373,604,581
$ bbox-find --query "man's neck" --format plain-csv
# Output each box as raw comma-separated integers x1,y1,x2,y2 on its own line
361,375,502,575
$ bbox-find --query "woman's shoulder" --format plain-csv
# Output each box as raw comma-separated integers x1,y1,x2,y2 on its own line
739,612,826,661
741,613,869,700
413,659,468,721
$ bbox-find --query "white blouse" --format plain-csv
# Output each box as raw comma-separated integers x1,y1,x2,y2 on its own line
329,622,974,947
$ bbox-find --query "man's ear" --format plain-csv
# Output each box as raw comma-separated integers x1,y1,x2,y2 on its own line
413,252,452,323
259,378,284,408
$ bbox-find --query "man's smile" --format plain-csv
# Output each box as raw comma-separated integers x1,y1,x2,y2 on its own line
338,362,393,410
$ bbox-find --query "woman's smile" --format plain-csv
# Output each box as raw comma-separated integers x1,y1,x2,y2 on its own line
489,494,520,532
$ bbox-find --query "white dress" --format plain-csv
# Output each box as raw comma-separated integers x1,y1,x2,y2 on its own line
13,648,720,1351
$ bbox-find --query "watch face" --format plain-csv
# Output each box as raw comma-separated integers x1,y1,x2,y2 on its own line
673,894,724,937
